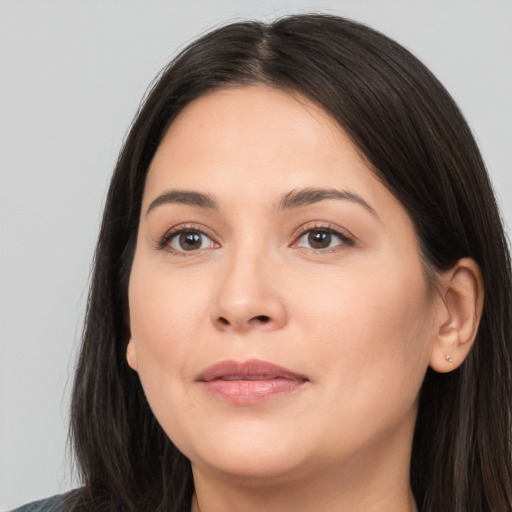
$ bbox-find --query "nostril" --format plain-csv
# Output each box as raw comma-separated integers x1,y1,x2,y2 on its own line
215,315,271,328
254,315,270,323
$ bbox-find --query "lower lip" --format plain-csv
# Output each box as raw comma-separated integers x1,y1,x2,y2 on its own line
201,378,307,404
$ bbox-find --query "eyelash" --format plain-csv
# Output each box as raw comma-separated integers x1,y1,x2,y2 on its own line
158,224,218,254
158,222,354,254
291,223,354,252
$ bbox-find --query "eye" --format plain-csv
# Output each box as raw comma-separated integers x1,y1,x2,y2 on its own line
295,228,352,250
167,229,217,252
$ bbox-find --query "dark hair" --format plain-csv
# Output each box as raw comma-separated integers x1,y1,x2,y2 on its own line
68,13,512,512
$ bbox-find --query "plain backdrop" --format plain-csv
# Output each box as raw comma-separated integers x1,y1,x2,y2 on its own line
1,0,511,509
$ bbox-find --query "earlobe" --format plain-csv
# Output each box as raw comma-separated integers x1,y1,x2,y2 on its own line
429,258,484,373
126,338,138,371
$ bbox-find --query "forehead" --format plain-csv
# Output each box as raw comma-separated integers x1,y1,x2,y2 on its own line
147,86,375,194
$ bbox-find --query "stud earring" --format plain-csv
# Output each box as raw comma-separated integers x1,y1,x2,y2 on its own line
444,354,454,363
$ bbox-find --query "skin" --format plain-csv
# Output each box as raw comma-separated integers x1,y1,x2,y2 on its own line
126,86,483,512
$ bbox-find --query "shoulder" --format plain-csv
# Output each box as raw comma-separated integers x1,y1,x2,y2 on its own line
8,495,65,512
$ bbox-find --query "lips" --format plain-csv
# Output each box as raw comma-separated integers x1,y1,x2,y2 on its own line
196,359,309,404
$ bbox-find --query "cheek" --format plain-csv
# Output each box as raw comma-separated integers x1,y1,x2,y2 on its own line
301,261,433,407
127,264,210,442
127,260,213,387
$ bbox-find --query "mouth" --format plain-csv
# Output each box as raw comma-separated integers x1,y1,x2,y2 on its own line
196,359,309,405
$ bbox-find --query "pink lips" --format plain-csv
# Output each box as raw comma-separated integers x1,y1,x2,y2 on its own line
197,359,308,405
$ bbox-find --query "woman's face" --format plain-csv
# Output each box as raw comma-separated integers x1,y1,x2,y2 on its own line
127,86,440,485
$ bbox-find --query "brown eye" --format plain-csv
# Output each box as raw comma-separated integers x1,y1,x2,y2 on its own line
308,231,332,249
296,229,351,250
169,230,215,251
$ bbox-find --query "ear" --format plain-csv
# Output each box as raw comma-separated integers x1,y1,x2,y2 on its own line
126,338,138,371
429,257,484,373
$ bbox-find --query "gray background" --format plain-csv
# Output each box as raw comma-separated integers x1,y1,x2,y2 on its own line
1,0,511,509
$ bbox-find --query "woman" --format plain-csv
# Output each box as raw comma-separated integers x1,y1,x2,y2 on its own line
13,13,511,512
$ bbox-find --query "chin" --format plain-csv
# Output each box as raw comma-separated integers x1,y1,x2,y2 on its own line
180,424,311,482
193,452,306,485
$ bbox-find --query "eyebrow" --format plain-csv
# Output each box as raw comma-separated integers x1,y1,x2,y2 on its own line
146,190,218,215
277,188,377,216
146,187,377,217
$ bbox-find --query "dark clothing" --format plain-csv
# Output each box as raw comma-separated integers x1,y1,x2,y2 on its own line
9,495,64,512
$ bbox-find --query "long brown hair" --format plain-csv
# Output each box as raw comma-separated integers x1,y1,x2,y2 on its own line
68,14,512,512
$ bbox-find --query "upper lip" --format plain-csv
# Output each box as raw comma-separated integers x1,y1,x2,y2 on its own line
196,358,308,382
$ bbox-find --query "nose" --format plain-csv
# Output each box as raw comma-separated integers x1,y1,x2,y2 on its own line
211,249,287,333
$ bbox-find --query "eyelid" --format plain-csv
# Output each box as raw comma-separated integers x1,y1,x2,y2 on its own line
157,223,220,252
155,221,354,253
290,222,355,249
